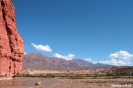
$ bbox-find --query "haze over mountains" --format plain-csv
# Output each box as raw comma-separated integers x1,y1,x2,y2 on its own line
23,53,112,70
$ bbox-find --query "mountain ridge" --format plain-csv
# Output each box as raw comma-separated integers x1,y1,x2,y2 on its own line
23,52,112,70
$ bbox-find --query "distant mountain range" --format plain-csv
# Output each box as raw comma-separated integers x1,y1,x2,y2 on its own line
23,52,112,70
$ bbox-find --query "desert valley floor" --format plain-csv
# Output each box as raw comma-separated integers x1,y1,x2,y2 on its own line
0,78,133,88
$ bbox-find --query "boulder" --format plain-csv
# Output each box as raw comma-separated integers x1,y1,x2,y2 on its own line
35,81,41,86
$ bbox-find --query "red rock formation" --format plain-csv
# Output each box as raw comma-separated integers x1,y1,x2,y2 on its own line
0,0,24,76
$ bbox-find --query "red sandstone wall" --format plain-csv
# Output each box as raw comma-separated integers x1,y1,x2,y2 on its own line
0,0,24,76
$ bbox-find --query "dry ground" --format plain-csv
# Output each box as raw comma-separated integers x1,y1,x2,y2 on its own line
0,78,133,88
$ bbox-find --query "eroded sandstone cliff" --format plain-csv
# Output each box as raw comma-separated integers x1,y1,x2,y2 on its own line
0,0,24,76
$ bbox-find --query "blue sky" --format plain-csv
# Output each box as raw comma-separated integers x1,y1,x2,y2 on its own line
12,0,133,66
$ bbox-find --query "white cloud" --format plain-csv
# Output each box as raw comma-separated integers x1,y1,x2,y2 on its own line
24,52,27,55
84,58,99,64
31,43,52,52
99,59,129,66
99,50,133,66
84,58,91,62
53,53,75,60
109,50,133,60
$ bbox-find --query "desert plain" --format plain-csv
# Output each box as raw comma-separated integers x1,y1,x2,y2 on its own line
0,78,133,88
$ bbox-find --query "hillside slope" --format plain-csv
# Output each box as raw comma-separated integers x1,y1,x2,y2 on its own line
23,53,112,70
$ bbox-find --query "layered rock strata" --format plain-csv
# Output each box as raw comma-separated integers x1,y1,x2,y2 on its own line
0,0,24,76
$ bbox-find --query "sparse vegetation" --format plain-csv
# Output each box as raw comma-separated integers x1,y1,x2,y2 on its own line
14,72,133,79
15,66,133,79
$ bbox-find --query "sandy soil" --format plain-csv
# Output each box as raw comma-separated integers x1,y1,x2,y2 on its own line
0,78,133,88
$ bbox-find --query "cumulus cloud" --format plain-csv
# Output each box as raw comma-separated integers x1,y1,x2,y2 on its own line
100,59,129,66
53,53,75,60
109,50,133,60
100,50,133,66
31,43,52,52
84,58,92,62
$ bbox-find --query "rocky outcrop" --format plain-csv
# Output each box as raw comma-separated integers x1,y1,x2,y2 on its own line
106,66,133,75
0,0,24,76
